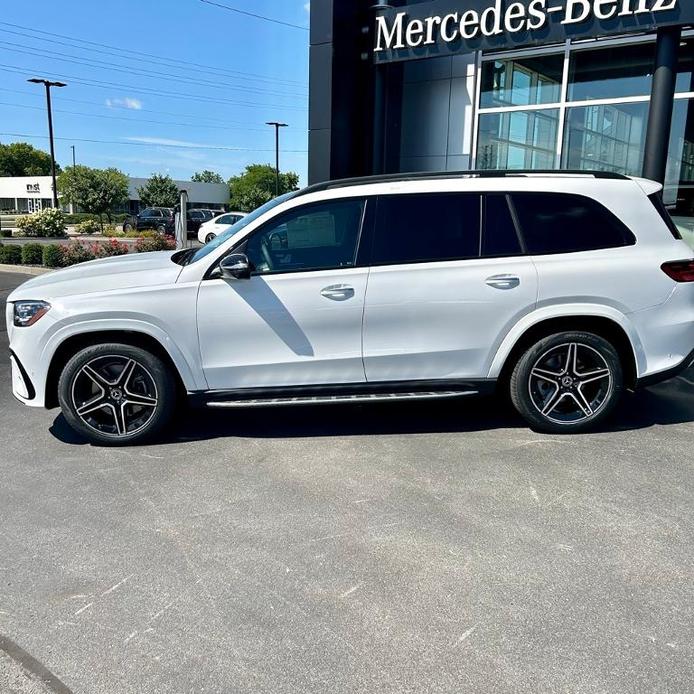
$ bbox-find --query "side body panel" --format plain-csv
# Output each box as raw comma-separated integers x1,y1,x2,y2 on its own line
363,257,538,381
197,268,369,390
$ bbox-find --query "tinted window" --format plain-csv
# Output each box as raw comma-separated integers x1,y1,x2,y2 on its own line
190,192,296,265
483,195,523,257
218,214,234,225
245,199,364,275
511,193,635,254
373,194,481,265
649,193,682,240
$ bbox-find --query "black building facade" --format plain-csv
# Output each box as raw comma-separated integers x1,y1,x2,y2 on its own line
309,0,694,243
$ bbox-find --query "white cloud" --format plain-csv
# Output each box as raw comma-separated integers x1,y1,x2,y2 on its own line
106,97,143,110
126,136,212,148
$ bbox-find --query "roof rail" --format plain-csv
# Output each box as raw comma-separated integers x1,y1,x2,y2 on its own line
298,169,629,196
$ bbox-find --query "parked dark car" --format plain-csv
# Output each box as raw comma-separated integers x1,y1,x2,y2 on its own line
171,208,224,237
123,207,174,235
186,209,211,235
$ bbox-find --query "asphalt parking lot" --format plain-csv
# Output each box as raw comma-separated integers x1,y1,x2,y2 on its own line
1,270,693,694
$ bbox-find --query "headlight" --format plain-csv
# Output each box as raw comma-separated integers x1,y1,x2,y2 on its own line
13,301,51,327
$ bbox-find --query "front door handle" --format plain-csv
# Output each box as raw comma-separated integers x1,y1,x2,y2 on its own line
486,274,521,290
320,284,355,301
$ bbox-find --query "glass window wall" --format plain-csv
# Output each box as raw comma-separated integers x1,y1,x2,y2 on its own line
477,36,694,183
478,110,559,170
676,39,694,94
568,43,656,102
666,98,694,248
480,55,564,108
563,102,649,176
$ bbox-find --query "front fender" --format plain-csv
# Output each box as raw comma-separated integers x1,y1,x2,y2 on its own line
486,303,645,379
42,315,207,392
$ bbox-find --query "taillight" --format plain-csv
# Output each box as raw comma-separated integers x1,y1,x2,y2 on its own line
661,260,694,282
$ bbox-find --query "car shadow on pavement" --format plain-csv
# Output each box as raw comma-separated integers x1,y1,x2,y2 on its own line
49,372,694,446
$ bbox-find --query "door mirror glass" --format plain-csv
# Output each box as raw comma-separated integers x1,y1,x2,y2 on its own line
219,253,252,280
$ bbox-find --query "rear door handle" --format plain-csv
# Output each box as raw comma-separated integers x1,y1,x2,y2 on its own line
486,274,521,290
320,284,355,301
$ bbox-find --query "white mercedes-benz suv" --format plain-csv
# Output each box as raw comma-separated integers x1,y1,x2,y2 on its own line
6,171,694,445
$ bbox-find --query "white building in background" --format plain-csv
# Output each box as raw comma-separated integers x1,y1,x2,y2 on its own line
0,176,230,214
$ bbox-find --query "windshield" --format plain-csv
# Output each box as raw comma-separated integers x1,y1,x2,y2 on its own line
188,192,297,264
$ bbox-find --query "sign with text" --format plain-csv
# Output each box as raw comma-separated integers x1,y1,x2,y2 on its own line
374,0,694,63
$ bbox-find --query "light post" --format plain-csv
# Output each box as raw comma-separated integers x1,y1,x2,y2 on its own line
28,78,66,209
266,121,288,197
71,145,76,168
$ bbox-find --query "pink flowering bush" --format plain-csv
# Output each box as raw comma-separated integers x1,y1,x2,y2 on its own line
135,233,176,253
90,239,129,258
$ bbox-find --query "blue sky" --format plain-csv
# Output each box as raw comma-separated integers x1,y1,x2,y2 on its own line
0,0,310,183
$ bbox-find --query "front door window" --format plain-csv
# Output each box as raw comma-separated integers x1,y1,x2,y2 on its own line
245,199,364,275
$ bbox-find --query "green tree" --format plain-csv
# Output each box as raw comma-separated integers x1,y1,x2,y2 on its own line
58,166,129,228
0,142,60,177
137,174,180,208
191,170,225,184
228,164,300,212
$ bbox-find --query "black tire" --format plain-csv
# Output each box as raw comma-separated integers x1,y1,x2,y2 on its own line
123,222,134,232
205,233,216,244
156,224,166,234
510,331,623,434
58,343,176,446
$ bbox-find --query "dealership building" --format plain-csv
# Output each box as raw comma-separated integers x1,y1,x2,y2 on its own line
0,176,229,214
309,0,694,237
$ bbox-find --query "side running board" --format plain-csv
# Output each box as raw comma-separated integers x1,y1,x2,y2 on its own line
205,390,478,409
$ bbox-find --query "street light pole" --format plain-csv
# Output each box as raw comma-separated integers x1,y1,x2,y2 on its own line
28,78,67,209
266,121,288,197
71,145,76,169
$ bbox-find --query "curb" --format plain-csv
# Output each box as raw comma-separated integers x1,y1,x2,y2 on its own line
0,264,53,276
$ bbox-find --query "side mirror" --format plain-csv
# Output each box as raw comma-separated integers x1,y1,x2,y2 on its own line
219,253,252,280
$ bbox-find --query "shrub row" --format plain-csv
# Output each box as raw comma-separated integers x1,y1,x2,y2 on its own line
0,234,176,269
63,213,130,225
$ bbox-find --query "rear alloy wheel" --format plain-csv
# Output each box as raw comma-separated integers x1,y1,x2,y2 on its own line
58,343,176,446
123,222,134,232
205,232,216,244
510,332,623,434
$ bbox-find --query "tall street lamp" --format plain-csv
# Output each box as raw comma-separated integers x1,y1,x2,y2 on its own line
266,121,288,197
28,78,67,209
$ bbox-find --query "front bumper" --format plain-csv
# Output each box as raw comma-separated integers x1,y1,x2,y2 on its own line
9,350,36,401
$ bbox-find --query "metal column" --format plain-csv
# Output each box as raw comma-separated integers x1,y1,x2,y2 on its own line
643,27,681,184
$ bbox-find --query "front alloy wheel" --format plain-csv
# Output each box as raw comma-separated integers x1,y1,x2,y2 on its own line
510,332,623,434
58,344,176,445
205,232,216,244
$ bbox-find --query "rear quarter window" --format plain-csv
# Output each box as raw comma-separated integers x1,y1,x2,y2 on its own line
648,193,682,240
511,193,636,255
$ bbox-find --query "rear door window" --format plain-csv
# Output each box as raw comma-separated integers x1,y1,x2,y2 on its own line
372,193,481,265
510,193,635,254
